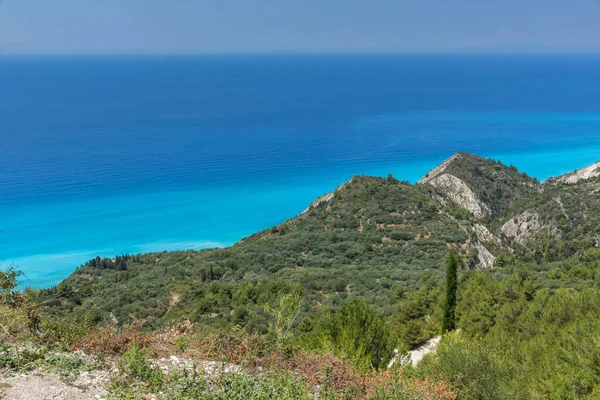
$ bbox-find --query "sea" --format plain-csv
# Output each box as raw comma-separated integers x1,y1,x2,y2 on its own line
1,54,600,288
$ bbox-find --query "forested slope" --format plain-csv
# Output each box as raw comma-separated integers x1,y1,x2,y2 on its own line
37,175,469,331
36,153,600,332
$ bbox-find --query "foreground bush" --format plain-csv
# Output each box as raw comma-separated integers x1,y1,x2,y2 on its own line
305,300,396,371
416,332,523,399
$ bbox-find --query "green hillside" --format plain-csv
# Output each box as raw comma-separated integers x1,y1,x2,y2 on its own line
14,152,600,398
37,175,468,331
36,153,600,333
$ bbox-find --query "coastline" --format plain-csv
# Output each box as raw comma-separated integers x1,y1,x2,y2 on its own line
5,144,600,289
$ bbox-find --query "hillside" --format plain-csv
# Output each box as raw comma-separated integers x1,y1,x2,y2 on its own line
37,175,469,330
499,173,600,254
6,152,600,398
36,152,600,331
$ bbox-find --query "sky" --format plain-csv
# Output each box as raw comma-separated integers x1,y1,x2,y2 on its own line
0,0,599,54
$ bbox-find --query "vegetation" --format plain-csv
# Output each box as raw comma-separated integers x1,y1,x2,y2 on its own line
415,267,600,399
441,252,458,333
7,152,600,398
304,299,396,371
439,152,540,219
105,342,456,400
36,174,470,333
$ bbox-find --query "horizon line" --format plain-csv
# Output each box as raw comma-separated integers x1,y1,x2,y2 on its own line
2,50,600,57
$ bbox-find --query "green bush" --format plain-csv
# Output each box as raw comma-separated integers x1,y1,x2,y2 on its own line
310,300,396,371
417,332,524,399
214,372,311,400
119,343,164,390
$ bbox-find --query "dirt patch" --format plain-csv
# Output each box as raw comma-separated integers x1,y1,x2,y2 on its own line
1,371,108,400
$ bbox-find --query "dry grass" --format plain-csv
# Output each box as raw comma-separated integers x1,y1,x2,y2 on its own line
287,352,367,397
183,332,278,367
72,320,174,356
72,324,456,399
288,352,456,400
365,369,457,400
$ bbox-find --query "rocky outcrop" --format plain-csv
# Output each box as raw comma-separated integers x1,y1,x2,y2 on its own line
549,161,600,184
499,211,558,245
418,153,462,184
425,174,490,218
472,242,495,269
472,223,502,247
419,153,493,218
388,336,442,368
420,152,542,220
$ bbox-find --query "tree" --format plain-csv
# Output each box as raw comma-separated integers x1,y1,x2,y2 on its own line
265,291,301,348
442,251,458,332
321,300,395,370
0,266,23,307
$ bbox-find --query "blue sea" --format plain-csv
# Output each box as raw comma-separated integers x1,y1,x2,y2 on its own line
2,54,600,288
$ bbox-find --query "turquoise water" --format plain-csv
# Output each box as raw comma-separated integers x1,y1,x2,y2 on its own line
1,55,600,288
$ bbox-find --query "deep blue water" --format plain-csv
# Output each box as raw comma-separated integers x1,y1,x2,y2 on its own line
1,54,600,288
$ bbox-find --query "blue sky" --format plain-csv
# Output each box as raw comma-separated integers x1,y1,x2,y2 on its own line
1,0,599,54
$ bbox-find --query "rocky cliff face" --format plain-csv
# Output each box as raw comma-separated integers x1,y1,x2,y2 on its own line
472,242,496,269
419,153,494,219
418,153,462,185
417,153,537,268
418,153,600,267
424,173,491,218
499,211,559,246
472,223,501,247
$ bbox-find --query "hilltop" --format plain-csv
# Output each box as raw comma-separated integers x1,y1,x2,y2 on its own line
419,152,540,218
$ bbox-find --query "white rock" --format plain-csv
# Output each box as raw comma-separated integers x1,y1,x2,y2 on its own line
418,154,461,184
427,173,490,218
472,242,495,269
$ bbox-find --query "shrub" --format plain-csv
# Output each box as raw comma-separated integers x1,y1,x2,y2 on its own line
313,300,396,371
0,305,35,343
368,370,456,400
416,333,524,399
109,342,165,395
215,372,311,400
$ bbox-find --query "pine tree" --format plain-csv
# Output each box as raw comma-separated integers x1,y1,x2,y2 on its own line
442,251,458,332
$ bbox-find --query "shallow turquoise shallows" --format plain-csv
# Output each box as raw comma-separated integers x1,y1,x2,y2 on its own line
1,54,600,288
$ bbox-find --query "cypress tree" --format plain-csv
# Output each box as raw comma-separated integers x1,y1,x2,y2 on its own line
442,251,458,332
